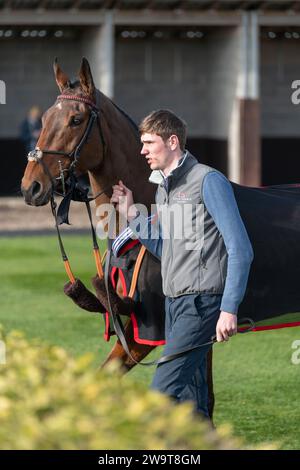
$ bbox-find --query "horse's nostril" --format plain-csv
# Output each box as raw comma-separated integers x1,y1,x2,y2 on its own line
31,181,42,198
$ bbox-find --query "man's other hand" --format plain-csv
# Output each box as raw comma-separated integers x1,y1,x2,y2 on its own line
216,311,237,342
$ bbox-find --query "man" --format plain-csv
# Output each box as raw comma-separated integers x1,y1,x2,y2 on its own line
111,109,253,418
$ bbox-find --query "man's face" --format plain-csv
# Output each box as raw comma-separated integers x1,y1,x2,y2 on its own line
140,133,173,171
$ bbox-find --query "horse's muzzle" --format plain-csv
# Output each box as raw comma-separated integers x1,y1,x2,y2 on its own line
21,180,51,206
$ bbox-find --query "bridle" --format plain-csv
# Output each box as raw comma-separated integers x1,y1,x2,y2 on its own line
27,93,106,197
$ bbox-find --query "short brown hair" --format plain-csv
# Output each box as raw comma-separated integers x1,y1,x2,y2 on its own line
139,109,187,151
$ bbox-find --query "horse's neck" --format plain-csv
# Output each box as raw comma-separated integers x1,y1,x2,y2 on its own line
89,91,156,211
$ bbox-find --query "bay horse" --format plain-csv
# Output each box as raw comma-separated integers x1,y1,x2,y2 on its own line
21,58,215,417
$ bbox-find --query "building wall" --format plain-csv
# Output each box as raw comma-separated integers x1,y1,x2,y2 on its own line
261,37,300,137
0,27,241,194
114,27,239,139
0,35,83,195
0,36,82,138
207,27,240,140
260,37,300,184
114,35,209,136
2,21,300,195
114,27,241,173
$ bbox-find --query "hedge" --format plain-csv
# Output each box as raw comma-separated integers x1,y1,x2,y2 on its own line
0,328,271,450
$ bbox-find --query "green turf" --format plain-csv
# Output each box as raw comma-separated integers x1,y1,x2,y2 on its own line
0,235,299,449
0,235,113,363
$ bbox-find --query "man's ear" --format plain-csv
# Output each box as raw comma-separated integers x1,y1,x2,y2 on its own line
78,57,95,98
53,58,70,92
169,134,179,150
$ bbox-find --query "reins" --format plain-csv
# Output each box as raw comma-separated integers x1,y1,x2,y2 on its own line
50,187,109,283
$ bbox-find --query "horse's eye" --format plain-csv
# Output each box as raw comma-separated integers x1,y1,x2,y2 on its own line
71,116,82,126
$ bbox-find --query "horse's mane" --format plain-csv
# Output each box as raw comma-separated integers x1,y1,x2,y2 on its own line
107,98,139,134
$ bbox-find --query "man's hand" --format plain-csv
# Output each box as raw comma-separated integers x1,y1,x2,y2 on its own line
110,180,137,221
216,311,237,342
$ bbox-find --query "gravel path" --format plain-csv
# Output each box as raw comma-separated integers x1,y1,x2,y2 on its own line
0,197,98,234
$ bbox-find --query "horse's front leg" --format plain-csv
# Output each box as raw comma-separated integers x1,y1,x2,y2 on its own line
101,319,155,373
206,348,215,420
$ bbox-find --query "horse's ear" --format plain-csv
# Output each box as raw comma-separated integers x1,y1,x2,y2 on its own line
78,58,95,97
53,58,70,92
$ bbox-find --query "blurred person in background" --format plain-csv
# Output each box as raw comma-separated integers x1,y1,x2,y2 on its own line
20,106,42,155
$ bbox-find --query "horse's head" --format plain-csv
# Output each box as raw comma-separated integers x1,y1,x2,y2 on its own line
21,58,104,206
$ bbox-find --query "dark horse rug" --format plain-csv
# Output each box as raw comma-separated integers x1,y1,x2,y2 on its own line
234,182,300,329
103,182,300,344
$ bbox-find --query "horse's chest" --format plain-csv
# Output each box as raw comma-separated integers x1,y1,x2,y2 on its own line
116,277,124,298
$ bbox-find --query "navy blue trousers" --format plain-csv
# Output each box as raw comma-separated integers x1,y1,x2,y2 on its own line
151,294,222,417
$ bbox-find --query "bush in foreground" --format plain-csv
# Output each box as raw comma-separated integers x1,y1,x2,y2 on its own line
0,328,271,450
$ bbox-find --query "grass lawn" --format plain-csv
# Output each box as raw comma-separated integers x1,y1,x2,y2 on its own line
0,235,299,449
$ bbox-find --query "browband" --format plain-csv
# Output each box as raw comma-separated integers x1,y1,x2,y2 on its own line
57,94,98,110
